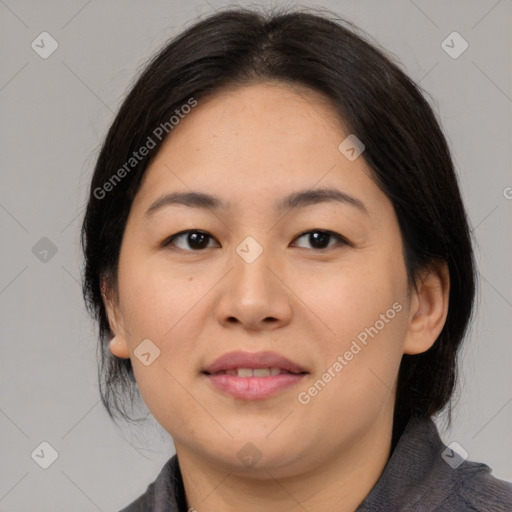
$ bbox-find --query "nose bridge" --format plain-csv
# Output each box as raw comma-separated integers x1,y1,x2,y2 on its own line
214,231,292,329
232,233,274,300
235,234,267,267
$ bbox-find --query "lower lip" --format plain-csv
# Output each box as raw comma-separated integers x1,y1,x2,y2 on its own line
203,372,307,400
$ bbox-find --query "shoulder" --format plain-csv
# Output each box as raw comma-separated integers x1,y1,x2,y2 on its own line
407,417,512,511
430,458,512,512
357,415,512,511
116,454,183,512
118,482,155,512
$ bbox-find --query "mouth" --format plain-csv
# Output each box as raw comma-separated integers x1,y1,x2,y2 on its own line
203,367,307,377
202,350,307,375
201,351,309,400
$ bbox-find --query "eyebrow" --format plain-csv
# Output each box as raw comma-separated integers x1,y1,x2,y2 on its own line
144,187,369,217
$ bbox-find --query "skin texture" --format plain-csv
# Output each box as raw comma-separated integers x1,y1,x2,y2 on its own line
103,82,450,512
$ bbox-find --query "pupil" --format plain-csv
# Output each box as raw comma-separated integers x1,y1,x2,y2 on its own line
310,232,329,249
189,232,208,249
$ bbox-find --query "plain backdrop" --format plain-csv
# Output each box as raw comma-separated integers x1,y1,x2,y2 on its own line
1,0,511,510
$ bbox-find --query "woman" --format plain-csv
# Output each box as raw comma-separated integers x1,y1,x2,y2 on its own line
80,6,512,512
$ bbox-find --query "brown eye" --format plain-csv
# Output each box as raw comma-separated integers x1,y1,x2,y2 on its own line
164,230,219,251
292,230,350,250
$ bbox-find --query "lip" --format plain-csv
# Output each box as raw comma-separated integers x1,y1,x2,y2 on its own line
204,373,307,400
202,350,307,374
202,350,308,400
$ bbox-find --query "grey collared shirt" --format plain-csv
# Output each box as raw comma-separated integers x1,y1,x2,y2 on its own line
120,416,512,511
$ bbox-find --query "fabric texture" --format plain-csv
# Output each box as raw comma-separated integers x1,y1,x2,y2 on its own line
119,416,512,512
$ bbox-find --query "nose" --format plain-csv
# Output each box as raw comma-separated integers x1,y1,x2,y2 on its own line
214,239,293,331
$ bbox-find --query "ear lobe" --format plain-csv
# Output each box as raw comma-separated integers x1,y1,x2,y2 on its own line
109,336,131,359
101,279,131,359
403,260,450,355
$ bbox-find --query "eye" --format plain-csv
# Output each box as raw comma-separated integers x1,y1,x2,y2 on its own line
162,229,351,252
163,230,219,251
291,230,351,250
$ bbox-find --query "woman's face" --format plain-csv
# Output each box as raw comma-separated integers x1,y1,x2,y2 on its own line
105,82,434,477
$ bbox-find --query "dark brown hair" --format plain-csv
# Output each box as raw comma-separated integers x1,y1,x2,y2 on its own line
81,6,476,440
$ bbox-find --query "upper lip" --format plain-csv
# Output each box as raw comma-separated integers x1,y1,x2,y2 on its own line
202,350,308,374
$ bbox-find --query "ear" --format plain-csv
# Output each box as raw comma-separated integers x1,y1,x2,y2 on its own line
403,260,450,355
101,279,131,359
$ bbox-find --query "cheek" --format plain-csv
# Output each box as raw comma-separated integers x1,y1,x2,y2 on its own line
295,256,408,406
117,249,206,343
116,253,211,402
300,257,406,347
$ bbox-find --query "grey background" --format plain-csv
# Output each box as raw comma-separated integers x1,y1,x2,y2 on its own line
1,0,511,510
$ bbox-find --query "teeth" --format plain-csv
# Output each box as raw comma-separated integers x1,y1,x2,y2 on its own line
238,368,254,378
253,368,271,377
223,367,284,377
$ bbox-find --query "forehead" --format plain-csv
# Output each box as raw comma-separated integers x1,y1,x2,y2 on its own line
132,82,382,215
169,81,347,153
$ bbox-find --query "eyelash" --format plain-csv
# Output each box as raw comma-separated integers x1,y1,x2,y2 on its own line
161,229,352,252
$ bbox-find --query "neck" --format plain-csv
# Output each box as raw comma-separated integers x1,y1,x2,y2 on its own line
176,405,396,512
